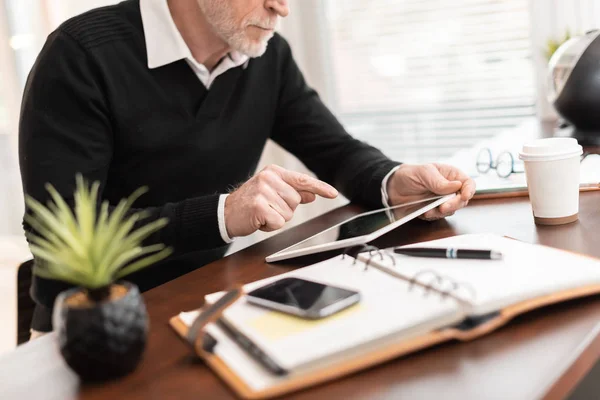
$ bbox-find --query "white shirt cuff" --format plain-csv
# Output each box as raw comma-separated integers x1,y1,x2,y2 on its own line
218,194,234,244
380,165,402,207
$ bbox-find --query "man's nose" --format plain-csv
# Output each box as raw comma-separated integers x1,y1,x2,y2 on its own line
265,0,289,17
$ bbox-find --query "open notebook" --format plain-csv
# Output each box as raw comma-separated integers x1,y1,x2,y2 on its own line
170,234,600,399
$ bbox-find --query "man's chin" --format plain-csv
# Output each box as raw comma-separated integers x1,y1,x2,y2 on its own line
235,37,272,58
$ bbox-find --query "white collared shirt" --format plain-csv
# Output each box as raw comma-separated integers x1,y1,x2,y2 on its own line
139,0,397,244
140,0,249,88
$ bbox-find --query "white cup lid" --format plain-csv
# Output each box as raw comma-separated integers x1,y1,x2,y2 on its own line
519,137,582,162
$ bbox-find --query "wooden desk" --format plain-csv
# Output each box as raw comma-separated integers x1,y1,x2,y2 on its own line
3,194,600,400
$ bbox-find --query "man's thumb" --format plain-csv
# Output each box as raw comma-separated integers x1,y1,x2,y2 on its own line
432,178,462,194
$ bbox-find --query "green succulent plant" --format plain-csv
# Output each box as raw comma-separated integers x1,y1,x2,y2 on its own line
24,174,172,299
545,30,573,61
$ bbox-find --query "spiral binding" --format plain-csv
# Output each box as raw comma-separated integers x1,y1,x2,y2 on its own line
341,244,476,302
408,270,476,302
342,244,396,271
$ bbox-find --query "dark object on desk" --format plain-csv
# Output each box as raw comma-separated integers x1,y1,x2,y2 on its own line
53,282,148,382
394,247,503,260
246,277,360,319
549,30,600,146
22,176,171,381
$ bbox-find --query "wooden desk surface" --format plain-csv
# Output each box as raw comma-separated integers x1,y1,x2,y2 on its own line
3,193,600,400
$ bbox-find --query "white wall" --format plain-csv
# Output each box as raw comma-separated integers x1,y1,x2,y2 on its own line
0,4,25,236
44,0,121,30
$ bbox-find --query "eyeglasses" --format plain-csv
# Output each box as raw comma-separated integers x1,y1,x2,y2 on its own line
477,148,598,179
476,148,525,178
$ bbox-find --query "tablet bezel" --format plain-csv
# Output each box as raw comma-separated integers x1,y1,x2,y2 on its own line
265,194,456,262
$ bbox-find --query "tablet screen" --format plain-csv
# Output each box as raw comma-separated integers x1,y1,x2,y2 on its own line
279,196,443,254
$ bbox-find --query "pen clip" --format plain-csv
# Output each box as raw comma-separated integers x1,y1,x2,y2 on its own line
187,284,244,356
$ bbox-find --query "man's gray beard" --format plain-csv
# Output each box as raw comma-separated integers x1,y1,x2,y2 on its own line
198,0,273,58
227,29,272,58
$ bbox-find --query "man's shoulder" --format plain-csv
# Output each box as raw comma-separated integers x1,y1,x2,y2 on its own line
261,32,294,67
269,33,291,55
56,0,141,51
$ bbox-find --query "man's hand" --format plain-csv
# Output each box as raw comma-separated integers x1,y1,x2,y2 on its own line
225,165,339,238
387,163,476,221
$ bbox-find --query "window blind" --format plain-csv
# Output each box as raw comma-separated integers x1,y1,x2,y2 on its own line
325,0,536,163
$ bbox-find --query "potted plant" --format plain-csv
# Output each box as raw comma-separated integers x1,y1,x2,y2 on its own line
545,29,572,61
24,175,172,381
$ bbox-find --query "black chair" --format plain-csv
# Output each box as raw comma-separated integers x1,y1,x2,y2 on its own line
17,259,35,345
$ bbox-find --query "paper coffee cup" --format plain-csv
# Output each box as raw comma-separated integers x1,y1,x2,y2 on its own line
519,138,582,225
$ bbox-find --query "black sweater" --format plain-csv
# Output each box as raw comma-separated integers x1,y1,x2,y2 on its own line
19,0,400,320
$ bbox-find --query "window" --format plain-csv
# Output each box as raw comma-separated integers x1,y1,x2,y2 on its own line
0,100,7,135
325,0,536,163
0,5,15,136
0,0,120,236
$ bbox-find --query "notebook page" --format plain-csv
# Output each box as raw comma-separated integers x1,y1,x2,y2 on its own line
194,254,463,372
361,234,600,316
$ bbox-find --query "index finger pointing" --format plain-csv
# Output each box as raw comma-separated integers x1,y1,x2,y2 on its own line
278,169,338,198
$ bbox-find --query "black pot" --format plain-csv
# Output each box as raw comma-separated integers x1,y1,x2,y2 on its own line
52,281,148,381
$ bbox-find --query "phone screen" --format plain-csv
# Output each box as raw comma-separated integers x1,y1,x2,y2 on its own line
246,278,359,317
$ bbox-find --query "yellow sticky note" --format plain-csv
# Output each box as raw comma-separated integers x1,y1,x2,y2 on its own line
246,304,363,341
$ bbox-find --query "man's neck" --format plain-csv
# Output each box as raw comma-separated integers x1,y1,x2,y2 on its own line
167,0,230,71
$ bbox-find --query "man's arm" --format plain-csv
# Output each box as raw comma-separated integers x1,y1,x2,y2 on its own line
19,31,226,256
270,35,400,209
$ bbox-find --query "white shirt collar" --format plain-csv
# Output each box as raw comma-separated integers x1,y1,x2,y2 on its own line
139,0,249,71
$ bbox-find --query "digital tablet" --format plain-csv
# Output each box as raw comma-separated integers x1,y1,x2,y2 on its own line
265,194,456,262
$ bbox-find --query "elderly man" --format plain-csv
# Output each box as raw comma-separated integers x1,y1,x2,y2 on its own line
19,0,475,335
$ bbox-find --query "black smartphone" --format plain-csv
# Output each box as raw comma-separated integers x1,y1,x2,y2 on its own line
245,277,360,319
